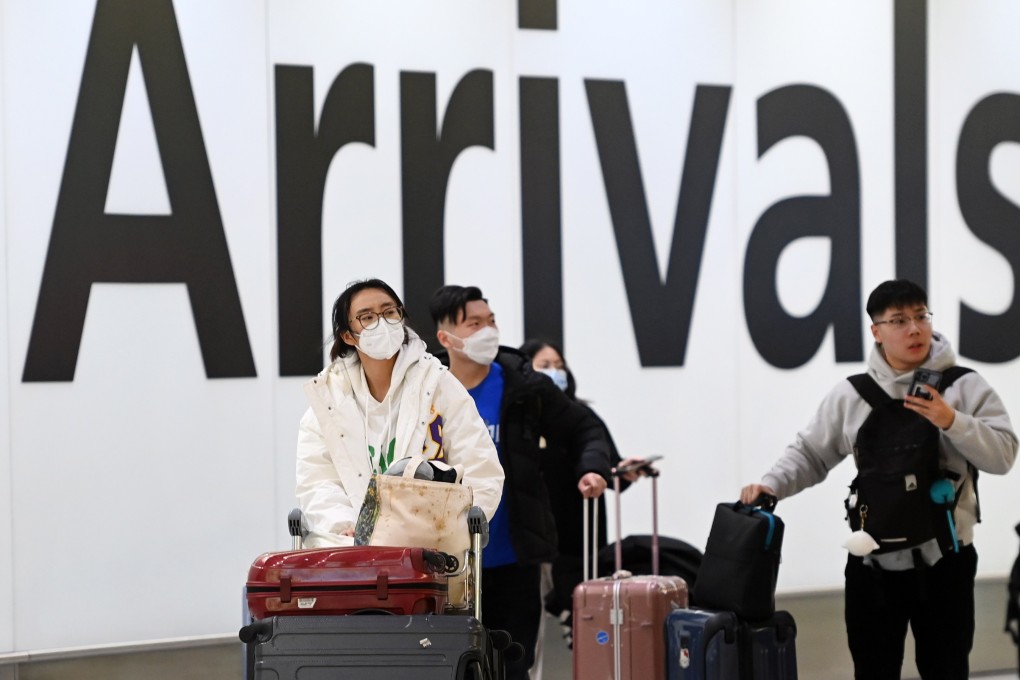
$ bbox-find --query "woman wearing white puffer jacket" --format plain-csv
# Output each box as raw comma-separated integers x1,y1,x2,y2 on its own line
296,278,504,548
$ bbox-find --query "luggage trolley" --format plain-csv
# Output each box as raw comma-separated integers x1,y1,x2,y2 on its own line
239,507,519,680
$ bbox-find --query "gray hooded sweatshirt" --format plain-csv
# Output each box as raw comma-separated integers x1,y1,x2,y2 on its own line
761,332,1017,569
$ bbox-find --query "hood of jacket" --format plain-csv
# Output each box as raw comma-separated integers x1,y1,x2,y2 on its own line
867,331,956,396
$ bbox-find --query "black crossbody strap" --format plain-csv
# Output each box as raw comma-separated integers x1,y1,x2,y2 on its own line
848,365,974,404
847,373,891,407
940,365,974,390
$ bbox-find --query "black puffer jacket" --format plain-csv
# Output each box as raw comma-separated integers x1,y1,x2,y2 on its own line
437,346,613,564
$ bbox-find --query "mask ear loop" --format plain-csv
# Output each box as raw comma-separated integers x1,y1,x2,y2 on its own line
443,330,466,353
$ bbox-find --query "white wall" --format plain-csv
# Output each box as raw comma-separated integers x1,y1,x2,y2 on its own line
1,0,1019,652
0,0,11,653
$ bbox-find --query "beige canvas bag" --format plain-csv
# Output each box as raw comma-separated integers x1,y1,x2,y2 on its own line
354,453,474,606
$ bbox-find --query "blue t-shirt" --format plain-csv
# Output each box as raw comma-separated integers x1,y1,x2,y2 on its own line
468,362,517,567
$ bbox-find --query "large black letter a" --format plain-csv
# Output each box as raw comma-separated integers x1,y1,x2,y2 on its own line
23,0,255,381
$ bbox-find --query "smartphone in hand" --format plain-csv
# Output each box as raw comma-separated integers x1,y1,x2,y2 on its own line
614,455,663,475
908,368,942,401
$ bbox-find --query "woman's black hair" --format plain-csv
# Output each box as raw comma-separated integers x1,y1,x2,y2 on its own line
518,338,577,400
329,279,410,361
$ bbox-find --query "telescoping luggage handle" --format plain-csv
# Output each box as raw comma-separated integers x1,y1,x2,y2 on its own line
468,506,489,623
288,508,306,550
582,457,663,580
583,489,600,581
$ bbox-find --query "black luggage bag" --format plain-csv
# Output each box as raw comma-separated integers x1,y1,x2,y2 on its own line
691,495,784,621
599,534,703,588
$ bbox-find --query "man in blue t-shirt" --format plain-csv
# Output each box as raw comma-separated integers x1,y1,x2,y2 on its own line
431,285,612,680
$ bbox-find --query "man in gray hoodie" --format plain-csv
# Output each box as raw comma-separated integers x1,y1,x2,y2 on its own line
742,279,1017,680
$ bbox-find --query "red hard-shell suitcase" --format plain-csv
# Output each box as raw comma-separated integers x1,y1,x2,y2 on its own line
573,463,689,679
245,545,451,618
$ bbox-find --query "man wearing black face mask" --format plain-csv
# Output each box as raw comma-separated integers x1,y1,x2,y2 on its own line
429,285,613,680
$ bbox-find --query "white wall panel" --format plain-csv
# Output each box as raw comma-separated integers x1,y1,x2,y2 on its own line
0,0,12,653
4,0,276,649
928,0,1020,577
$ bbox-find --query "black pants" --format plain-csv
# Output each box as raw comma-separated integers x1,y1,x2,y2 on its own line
482,563,542,680
844,544,978,680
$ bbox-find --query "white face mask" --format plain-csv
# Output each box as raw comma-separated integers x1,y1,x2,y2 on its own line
353,321,405,360
451,326,500,365
538,367,569,392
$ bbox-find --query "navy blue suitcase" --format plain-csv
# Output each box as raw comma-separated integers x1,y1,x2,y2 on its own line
665,609,797,680
744,611,797,680
664,609,741,680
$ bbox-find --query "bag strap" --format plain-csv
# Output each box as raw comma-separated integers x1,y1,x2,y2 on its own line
400,452,430,478
733,494,780,550
847,373,892,407
847,365,973,405
939,365,974,390
755,509,778,550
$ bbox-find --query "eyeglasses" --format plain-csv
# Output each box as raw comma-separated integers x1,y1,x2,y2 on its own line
873,312,933,331
352,306,404,330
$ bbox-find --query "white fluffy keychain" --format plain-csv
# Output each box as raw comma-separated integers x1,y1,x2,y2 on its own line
843,494,880,556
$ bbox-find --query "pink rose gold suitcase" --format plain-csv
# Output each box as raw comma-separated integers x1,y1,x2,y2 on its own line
573,464,688,680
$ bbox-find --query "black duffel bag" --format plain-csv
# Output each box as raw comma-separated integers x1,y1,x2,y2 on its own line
691,494,783,621
598,534,703,588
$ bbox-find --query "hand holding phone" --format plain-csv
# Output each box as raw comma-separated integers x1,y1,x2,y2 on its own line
908,368,942,401
614,455,663,475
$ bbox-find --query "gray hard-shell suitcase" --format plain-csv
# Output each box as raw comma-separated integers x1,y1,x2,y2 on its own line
244,613,498,679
